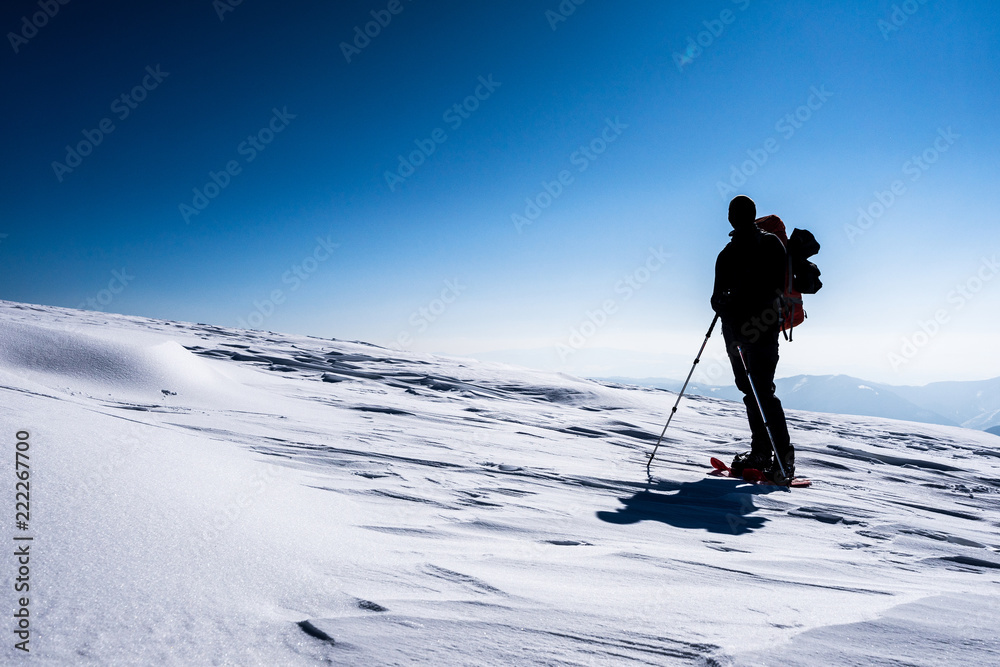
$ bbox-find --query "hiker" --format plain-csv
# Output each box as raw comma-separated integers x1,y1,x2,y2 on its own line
711,195,795,483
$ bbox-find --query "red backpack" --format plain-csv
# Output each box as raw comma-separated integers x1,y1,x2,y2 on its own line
754,215,822,340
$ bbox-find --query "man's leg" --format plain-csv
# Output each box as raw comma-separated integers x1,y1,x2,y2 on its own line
747,334,792,462
723,325,772,457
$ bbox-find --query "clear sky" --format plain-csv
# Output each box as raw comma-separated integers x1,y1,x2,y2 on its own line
2,0,998,385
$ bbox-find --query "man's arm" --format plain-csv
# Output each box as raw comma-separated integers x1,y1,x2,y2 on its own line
711,247,733,317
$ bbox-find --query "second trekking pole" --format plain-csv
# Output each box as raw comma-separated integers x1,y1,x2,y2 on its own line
646,313,719,470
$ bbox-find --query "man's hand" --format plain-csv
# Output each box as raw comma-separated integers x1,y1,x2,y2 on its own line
711,289,734,317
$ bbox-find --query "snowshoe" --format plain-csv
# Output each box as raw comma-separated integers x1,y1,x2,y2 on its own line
730,450,772,477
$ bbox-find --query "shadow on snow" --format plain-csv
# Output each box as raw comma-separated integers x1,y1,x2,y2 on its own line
596,477,783,535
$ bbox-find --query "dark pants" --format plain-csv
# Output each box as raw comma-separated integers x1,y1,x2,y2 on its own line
722,321,792,460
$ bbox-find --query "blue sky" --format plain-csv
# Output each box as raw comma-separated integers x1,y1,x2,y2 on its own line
2,0,998,385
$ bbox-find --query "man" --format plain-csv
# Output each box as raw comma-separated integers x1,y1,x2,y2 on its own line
711,195,795,483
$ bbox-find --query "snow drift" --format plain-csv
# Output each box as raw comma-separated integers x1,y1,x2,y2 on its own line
1,300,997,665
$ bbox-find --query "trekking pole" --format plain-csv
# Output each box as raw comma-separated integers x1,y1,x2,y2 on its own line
734,343,787,480
646,313,719,470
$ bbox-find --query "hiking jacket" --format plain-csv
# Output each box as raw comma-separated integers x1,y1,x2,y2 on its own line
711,223,787,335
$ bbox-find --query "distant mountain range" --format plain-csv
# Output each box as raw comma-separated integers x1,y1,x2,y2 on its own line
595,374,1000,433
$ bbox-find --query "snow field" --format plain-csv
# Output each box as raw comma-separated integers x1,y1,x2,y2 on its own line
1,301,997,665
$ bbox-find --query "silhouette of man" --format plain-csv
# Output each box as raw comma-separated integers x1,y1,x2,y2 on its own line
711,195,794,482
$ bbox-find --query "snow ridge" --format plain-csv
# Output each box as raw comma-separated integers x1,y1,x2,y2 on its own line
1,301,998,665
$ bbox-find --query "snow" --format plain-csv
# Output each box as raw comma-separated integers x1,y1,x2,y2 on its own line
1,300,998,665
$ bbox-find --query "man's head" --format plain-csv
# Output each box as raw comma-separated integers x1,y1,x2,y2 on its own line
728,195,757,228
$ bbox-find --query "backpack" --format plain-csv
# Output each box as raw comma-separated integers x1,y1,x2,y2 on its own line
754,215,823,340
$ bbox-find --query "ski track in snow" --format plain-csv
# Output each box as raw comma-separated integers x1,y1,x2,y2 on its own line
0,300,998,665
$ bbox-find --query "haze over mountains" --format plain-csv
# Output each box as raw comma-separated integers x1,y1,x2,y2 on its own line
598,374,1000,434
